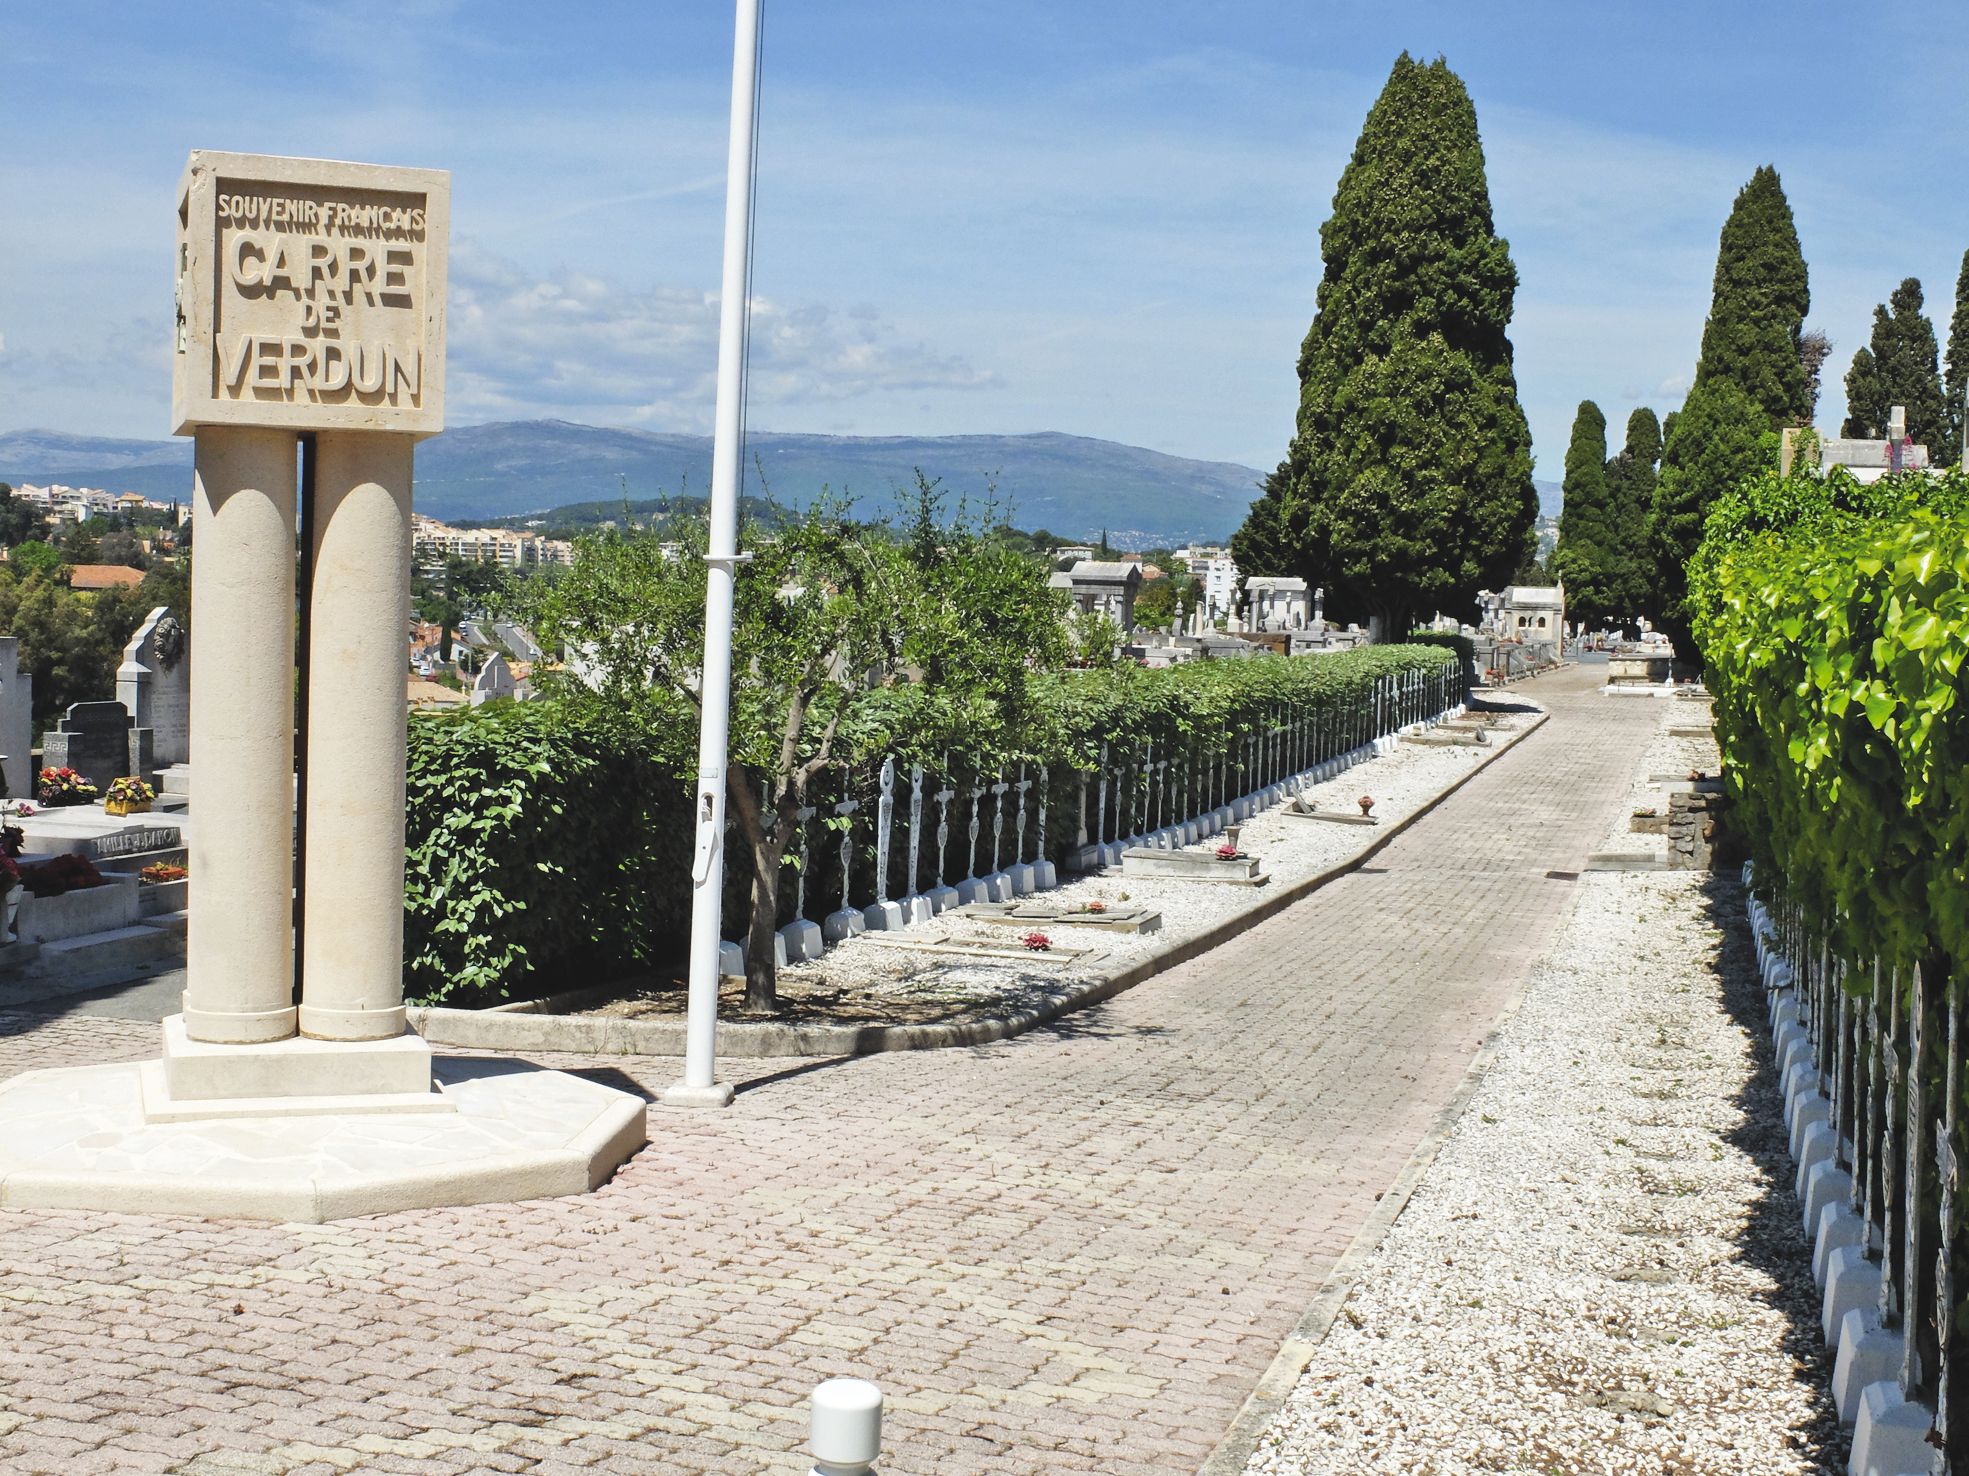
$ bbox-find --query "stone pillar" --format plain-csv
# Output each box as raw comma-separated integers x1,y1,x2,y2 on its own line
182,427,299,1044
299,432,414,1041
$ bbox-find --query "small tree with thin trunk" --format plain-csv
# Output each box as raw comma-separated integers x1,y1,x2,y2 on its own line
527,477,1068,1011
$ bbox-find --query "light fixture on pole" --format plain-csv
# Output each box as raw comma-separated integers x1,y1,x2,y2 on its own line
664,0,764,1110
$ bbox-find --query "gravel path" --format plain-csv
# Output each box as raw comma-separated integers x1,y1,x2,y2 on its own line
1242,702,1842,1475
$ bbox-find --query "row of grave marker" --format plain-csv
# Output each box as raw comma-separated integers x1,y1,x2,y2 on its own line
761,662,1461,965
1755,872,1969,1463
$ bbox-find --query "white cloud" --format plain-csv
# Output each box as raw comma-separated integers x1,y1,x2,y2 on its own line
444,243,996,429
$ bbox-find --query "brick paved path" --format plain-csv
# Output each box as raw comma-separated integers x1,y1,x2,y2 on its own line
0,665,1662,1475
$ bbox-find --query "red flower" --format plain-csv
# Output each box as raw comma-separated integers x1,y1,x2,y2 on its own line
1021,931,1052,951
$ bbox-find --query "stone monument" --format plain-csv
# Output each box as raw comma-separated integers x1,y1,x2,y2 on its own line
42,700,151,790
118,606,190,772
0,637,32,799
470,651,516,706
0,151,646,1221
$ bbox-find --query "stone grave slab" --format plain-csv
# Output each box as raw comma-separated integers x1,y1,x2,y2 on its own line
19,809,183,862
1281,798,1377,826
956,901,1163,934
1120,847,1268,885
1585,851,1667,873
862,930,1099,965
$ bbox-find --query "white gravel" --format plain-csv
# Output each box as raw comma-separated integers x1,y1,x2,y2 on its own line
1240,702,1842,1474
778,702,1545,1010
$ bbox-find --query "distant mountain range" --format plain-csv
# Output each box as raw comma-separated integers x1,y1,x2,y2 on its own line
0,420,1272,546
0,420,1563,542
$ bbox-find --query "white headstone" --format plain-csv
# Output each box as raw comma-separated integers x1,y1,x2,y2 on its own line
0,638,30,801
118,606,191,768
470,652,516,706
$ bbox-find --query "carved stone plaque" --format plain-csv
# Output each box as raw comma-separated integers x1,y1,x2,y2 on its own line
173,150,448,436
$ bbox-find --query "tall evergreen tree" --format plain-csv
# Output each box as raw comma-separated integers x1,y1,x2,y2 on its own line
1692,165,1811,426
1552,401,1612,625
1797,328,1833,420
1844,278,1948,454
1650,167,1805,656
1945,250,1969,467
1650,379,1766,652
1232,52,1535,638
1604,407,1662,631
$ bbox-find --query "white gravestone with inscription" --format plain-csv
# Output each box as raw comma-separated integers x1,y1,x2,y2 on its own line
0,638,31,801
118,607,191,770
469,652,516,706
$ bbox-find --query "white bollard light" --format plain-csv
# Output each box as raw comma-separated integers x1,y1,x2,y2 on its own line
812,1377,883,1475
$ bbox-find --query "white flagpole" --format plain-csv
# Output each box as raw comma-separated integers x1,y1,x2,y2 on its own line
665,0,763,1109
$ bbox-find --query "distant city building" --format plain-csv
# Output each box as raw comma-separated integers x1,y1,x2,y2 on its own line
11,483,176,524
411,514,573,570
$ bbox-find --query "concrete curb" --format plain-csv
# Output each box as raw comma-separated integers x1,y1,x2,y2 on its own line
413,708,1550,1060
1195,805,1565,1476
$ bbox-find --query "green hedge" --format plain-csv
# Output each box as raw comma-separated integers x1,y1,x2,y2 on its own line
404,703,715,1007
1405,629,1476,674
403,643,1459,1004
1692,465,1969,970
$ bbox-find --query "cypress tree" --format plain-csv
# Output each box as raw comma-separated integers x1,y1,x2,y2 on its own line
1233,52,1535,638
1552,401,1612,626
1798,328,1833,420
1604,407,1662,631
1945,250,1969,467
1651,167,1805,656
1650,379,1765,652
1692,165,1811,426
1843,278,1947,453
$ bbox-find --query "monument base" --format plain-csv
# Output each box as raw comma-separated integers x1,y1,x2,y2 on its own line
160,1013,437,1105
0,1054,647,1223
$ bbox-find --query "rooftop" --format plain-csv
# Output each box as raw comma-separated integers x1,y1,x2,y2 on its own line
67,563,146,591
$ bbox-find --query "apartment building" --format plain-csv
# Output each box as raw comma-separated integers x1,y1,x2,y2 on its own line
411,514,574,570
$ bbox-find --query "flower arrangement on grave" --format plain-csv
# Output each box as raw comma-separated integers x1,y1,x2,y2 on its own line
1214,842,1241,860
104,777,156,817
1021,931,1052,952
0,801,27,858
140,862,188,884
1357,794,1375,816
18,853,105,897
36,767,98,807
1083,899,1107,914
0,851,20,893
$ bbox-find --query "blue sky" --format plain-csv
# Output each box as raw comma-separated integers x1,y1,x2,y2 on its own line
5,1,1969,481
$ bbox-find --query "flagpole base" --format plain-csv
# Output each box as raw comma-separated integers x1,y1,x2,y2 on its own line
662,1081,735,1110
